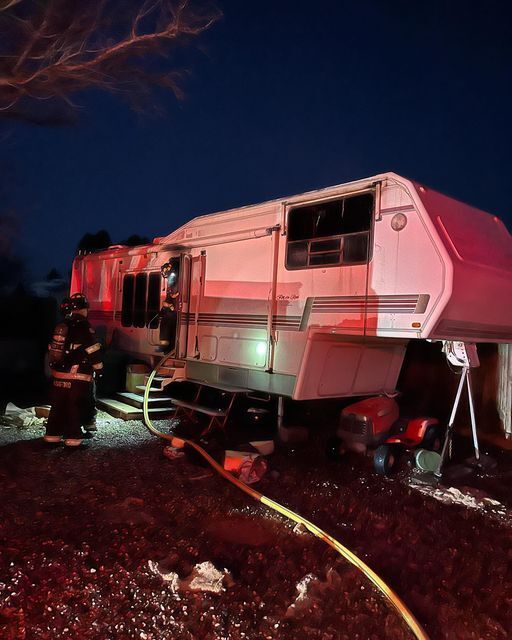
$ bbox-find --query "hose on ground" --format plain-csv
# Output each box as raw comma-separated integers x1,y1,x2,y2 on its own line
143,355,429,640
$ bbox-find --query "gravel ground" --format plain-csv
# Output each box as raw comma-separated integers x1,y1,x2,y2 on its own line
1,412,511,640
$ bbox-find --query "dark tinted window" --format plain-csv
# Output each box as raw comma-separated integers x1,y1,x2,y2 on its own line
288,199,344,241
147,272,161,328
342,193,374,234
344,234,369,263
133,273,147,328
121,275,134,327
286,192,374,269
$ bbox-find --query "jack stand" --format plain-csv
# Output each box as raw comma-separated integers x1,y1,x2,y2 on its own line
434,365,478,477
434,341,491,478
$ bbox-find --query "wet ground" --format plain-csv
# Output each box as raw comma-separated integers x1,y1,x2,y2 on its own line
1,414,511,639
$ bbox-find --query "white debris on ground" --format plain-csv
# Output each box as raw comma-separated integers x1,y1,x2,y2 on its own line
0,403,46,428
183,561,234,593
147,561,180,593
285,569,342,618
409,479,511,524
162,445,185,460
148,560,234,595
292,522,309,536
288,573,316,612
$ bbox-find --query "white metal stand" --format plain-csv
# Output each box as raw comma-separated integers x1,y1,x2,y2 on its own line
434,343,481,478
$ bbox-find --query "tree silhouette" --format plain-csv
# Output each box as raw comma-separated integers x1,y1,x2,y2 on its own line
119,234,150,246
0,0,219,124
77,229,112,253
77,230,158,252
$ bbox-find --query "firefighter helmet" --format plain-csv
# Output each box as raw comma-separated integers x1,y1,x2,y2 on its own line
69,292,89,311
161,261,177,278
60,297,72,316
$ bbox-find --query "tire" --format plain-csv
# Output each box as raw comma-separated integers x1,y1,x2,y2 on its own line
421,424,444,452
326,437,343,461
374,444,400,475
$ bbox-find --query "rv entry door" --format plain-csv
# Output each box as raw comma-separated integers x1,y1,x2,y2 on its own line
176,254,192,358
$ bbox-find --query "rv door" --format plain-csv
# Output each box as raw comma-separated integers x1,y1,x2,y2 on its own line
146,271,164,346
176,254,192,358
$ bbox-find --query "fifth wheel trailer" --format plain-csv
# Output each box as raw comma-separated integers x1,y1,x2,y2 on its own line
70,172,512,401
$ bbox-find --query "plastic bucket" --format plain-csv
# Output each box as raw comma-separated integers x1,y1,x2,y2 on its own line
414,449,441,473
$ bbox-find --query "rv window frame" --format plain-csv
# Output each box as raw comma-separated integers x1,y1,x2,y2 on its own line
146,272,162,328
133,273,148,328
121,274,135,327
121,270,162,328
284,191,375,271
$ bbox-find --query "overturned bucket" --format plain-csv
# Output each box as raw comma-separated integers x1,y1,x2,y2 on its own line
414,448,442,473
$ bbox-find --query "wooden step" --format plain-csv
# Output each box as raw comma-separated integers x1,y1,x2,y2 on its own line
158,366,178,377
162,358,186,370
97,397,175,421
144,374,172,385
116,391,172,409
135,384,165,395
143,374,177,391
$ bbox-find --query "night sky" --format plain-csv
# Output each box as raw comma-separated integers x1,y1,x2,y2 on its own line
2,0,512,281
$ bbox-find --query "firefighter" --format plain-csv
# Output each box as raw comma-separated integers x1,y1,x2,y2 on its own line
59,296,98,433
44,293,103,447
159,261,180,351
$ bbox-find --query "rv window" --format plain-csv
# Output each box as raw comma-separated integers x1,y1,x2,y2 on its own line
286,192,374,269
147,272,161,328
121,275,135,327
342,193,374,234
133,273,147,328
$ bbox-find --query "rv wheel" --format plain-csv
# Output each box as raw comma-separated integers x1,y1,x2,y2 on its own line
374,444,400,476
326,437,343,461
421,425,444,452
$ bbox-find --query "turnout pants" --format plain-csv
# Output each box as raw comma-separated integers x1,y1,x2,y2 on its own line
46,378,90,440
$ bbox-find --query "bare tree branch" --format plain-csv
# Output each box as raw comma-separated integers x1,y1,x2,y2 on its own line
0,0,220,123
0,1,23,11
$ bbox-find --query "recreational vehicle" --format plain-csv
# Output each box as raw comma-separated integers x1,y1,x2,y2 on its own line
71,172,512,402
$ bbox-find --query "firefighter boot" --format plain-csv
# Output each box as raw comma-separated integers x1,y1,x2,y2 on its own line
64,438,84,447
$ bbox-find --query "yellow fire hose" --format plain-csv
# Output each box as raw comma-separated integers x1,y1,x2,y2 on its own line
143,358,429,640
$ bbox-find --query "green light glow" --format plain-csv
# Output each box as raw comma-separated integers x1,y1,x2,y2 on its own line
256,342,267,356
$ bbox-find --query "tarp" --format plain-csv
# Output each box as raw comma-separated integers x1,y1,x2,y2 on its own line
1,403,46,428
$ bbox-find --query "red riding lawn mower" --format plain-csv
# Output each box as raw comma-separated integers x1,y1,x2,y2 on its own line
328,396,445,475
